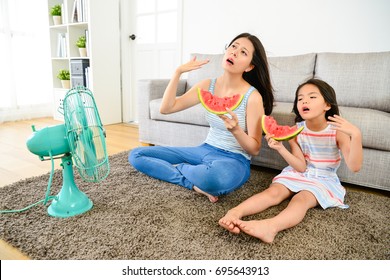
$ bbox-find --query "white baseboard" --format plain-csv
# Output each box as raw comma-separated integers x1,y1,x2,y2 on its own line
0,103,52,123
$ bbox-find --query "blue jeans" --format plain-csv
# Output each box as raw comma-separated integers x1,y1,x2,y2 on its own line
128,143,250,196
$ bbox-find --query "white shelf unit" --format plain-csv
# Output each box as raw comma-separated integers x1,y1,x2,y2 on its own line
47,0,121,124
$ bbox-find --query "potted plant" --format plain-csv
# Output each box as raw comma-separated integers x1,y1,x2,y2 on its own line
57,69,70,89
76,35,87,57
50,5,62,25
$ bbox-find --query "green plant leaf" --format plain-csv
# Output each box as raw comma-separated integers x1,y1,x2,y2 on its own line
76,36,86,48
50,5,61,16
57,69,70,80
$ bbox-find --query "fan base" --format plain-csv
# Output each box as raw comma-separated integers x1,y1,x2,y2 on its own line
47,155,93,218
48,193,93,218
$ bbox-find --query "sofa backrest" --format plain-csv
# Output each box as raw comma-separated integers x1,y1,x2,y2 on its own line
268,53,316,102
315,51,390,113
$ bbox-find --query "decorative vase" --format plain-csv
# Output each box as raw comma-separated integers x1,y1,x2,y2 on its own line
53,16,62,25
61,80,70,89
79,48,87,57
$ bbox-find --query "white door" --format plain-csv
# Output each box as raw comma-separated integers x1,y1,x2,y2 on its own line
121,0,182,123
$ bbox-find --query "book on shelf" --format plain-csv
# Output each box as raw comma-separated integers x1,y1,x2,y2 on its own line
85,66,90,89
56,33,67,57
71,0,77,23
85,29,90,56
87,66,93,91
72,0,89,23
77,0,83,22
61,3,67,24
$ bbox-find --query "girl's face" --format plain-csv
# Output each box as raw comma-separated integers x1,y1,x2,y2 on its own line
297,84,331,121
223,37,254,74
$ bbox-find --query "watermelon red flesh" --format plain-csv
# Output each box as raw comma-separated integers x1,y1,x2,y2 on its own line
198,88,244,115
261,115,304,141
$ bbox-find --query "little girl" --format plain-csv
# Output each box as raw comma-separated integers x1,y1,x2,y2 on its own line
219,78,363,243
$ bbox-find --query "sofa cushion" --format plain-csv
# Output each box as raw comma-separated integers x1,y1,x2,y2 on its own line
338,107,390,151
150,98,209,127
315,52,390,113
268,53,316,103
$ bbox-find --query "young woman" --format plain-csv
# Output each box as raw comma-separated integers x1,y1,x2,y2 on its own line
129,33,274,203
219,78,363,242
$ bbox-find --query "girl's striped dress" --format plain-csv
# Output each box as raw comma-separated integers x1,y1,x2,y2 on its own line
272,121,348,209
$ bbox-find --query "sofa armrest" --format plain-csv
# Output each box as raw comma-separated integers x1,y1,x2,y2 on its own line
137,79,187,122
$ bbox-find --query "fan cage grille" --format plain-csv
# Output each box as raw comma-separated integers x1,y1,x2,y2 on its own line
63,87,109,182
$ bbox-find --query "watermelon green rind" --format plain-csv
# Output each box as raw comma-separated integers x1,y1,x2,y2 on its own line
261,115,304,141
197,88,244,115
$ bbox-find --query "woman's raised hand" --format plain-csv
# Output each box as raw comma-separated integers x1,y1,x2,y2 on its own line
176,56,210,74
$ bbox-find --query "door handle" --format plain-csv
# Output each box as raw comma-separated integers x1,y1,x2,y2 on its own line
129,34,136,40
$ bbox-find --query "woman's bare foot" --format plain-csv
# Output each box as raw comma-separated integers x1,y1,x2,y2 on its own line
236,219,277,243
193,186,219,203
219,208,242,234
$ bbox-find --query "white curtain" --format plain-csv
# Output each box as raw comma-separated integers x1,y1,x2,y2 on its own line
0,0,52,123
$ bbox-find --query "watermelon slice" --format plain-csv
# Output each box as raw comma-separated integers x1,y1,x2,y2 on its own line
261,115,304,141
198,88,244,115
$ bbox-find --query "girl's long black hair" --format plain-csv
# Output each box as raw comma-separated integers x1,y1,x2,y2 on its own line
228,33,274,115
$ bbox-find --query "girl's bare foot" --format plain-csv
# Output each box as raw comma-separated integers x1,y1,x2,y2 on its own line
236,219,277,243
219,208,242,234
193,186,219,203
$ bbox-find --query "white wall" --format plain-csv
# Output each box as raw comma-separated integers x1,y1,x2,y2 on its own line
181,0,390,58
120,0,390,122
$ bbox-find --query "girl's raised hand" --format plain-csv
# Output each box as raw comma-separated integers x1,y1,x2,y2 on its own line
328,115,361,138
177,56,210,74
265,133,283,150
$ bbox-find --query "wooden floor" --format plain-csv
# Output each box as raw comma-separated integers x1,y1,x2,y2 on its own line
0,117,142,260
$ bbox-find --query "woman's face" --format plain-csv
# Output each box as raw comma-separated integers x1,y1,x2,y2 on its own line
223,37,254,74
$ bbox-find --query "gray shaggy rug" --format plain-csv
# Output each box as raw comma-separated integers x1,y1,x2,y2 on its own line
0,151,389,260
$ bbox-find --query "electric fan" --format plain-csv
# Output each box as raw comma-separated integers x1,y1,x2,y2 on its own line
25,86,109,218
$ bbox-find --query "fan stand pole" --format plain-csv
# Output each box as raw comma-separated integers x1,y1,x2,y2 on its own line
47,155,93,218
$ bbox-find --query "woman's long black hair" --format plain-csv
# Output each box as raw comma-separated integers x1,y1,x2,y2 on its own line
228,33,274,115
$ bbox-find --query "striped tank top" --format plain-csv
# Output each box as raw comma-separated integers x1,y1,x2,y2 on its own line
204,78,255,160
297,121,341,173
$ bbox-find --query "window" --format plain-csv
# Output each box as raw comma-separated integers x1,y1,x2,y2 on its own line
0,0,52,122
136,0,178,45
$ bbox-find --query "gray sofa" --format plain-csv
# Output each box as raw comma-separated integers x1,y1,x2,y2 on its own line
137,51,390,192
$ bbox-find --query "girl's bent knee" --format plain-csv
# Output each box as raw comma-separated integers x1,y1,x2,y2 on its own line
266,183,291,203
292,191,318,208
